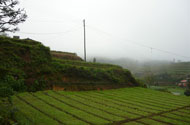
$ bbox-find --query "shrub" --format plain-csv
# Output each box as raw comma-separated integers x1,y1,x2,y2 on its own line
0,97,17,125
3,75,26,92
184,89,190,96
136,78,146,87
0,87,14,97
28,77,47,92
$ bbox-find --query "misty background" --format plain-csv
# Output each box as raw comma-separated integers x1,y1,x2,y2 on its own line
9,0,190,62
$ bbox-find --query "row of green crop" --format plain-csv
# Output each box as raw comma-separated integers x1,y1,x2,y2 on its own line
50,91,140,119
81,89,180,112
12,96,59,125
58,89,190,125
12,88,190,125
43,91,124,121
151,115,189,125
111,87,190,104
78,91,163,114
97,90,185,108
14,93,91,125
117,110,190,125
55,88,189,114
14,91,143,124
57,91,149,116
56,92,175,115
134,87,190,103
12,90,190,125
29,92,106,124
84,91,166,112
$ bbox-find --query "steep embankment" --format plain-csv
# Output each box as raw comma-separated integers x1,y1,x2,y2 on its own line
0,36,140,93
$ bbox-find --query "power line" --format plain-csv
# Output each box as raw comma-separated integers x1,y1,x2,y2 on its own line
86,25,190,60
18,25,82,35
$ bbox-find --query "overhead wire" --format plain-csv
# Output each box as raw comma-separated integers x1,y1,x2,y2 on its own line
18,25,82,35
86,25,190,60
13,18,190,60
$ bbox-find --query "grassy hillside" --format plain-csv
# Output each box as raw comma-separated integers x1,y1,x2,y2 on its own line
168,62,190,78
9,87,190,124
150,62,190,84
0,36,140,94
51,51,83,61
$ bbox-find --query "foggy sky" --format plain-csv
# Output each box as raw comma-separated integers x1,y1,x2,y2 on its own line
10,0,190,61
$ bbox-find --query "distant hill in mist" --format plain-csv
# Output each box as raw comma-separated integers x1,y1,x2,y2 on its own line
90,56,190,83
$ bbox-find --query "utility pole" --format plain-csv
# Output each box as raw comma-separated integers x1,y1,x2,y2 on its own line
83,19,87,62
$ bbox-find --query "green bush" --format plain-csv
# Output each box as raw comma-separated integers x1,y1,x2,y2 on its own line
135,78,146,87
0,87,14,98
184,89,190,96
28,77,47,92
0,97,17,125
0,75,26,92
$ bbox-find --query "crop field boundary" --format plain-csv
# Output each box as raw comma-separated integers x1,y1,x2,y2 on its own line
111,105,190,124
12,88,190,125
29,93,95,125
107,90,188,106
52,91,127,119
15,95,64,124
93,93,164,111
74,94,143,117
94,91,182,109
84,92,165,113
149,118,173,125
39,92,114,122
16,108,35,124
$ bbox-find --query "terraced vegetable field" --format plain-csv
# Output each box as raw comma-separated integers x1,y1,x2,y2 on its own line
12,87,190,125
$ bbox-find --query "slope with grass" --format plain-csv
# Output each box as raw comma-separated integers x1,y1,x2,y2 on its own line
12,87,190,125
0,36,140,94
51,51,83,61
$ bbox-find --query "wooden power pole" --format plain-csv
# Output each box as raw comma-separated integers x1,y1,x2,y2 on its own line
83,19,86,62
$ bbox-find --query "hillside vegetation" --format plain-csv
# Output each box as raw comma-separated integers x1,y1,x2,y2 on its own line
97,57,190,84
9,87,190,124
51,51,83,61
0,36,140,95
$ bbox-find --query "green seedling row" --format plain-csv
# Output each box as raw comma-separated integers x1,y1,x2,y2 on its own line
31,92,109,124
18,93,88,125
12,96,59,125
152,115,189,125
12,88,190,125
44,91,124,122
56,91,140,119
88,91,166,112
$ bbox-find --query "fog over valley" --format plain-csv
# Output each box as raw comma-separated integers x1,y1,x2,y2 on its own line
9,0,190,62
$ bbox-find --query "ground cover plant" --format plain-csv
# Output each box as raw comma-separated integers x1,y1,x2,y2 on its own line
11,87,190,125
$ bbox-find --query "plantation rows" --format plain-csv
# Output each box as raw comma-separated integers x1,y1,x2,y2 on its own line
12,87,190,125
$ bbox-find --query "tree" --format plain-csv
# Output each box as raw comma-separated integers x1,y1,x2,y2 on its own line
93,57,96,63
0,0,27,33
144,72,155,87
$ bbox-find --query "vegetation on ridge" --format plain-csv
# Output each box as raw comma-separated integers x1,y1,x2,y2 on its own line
0,36,141,97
